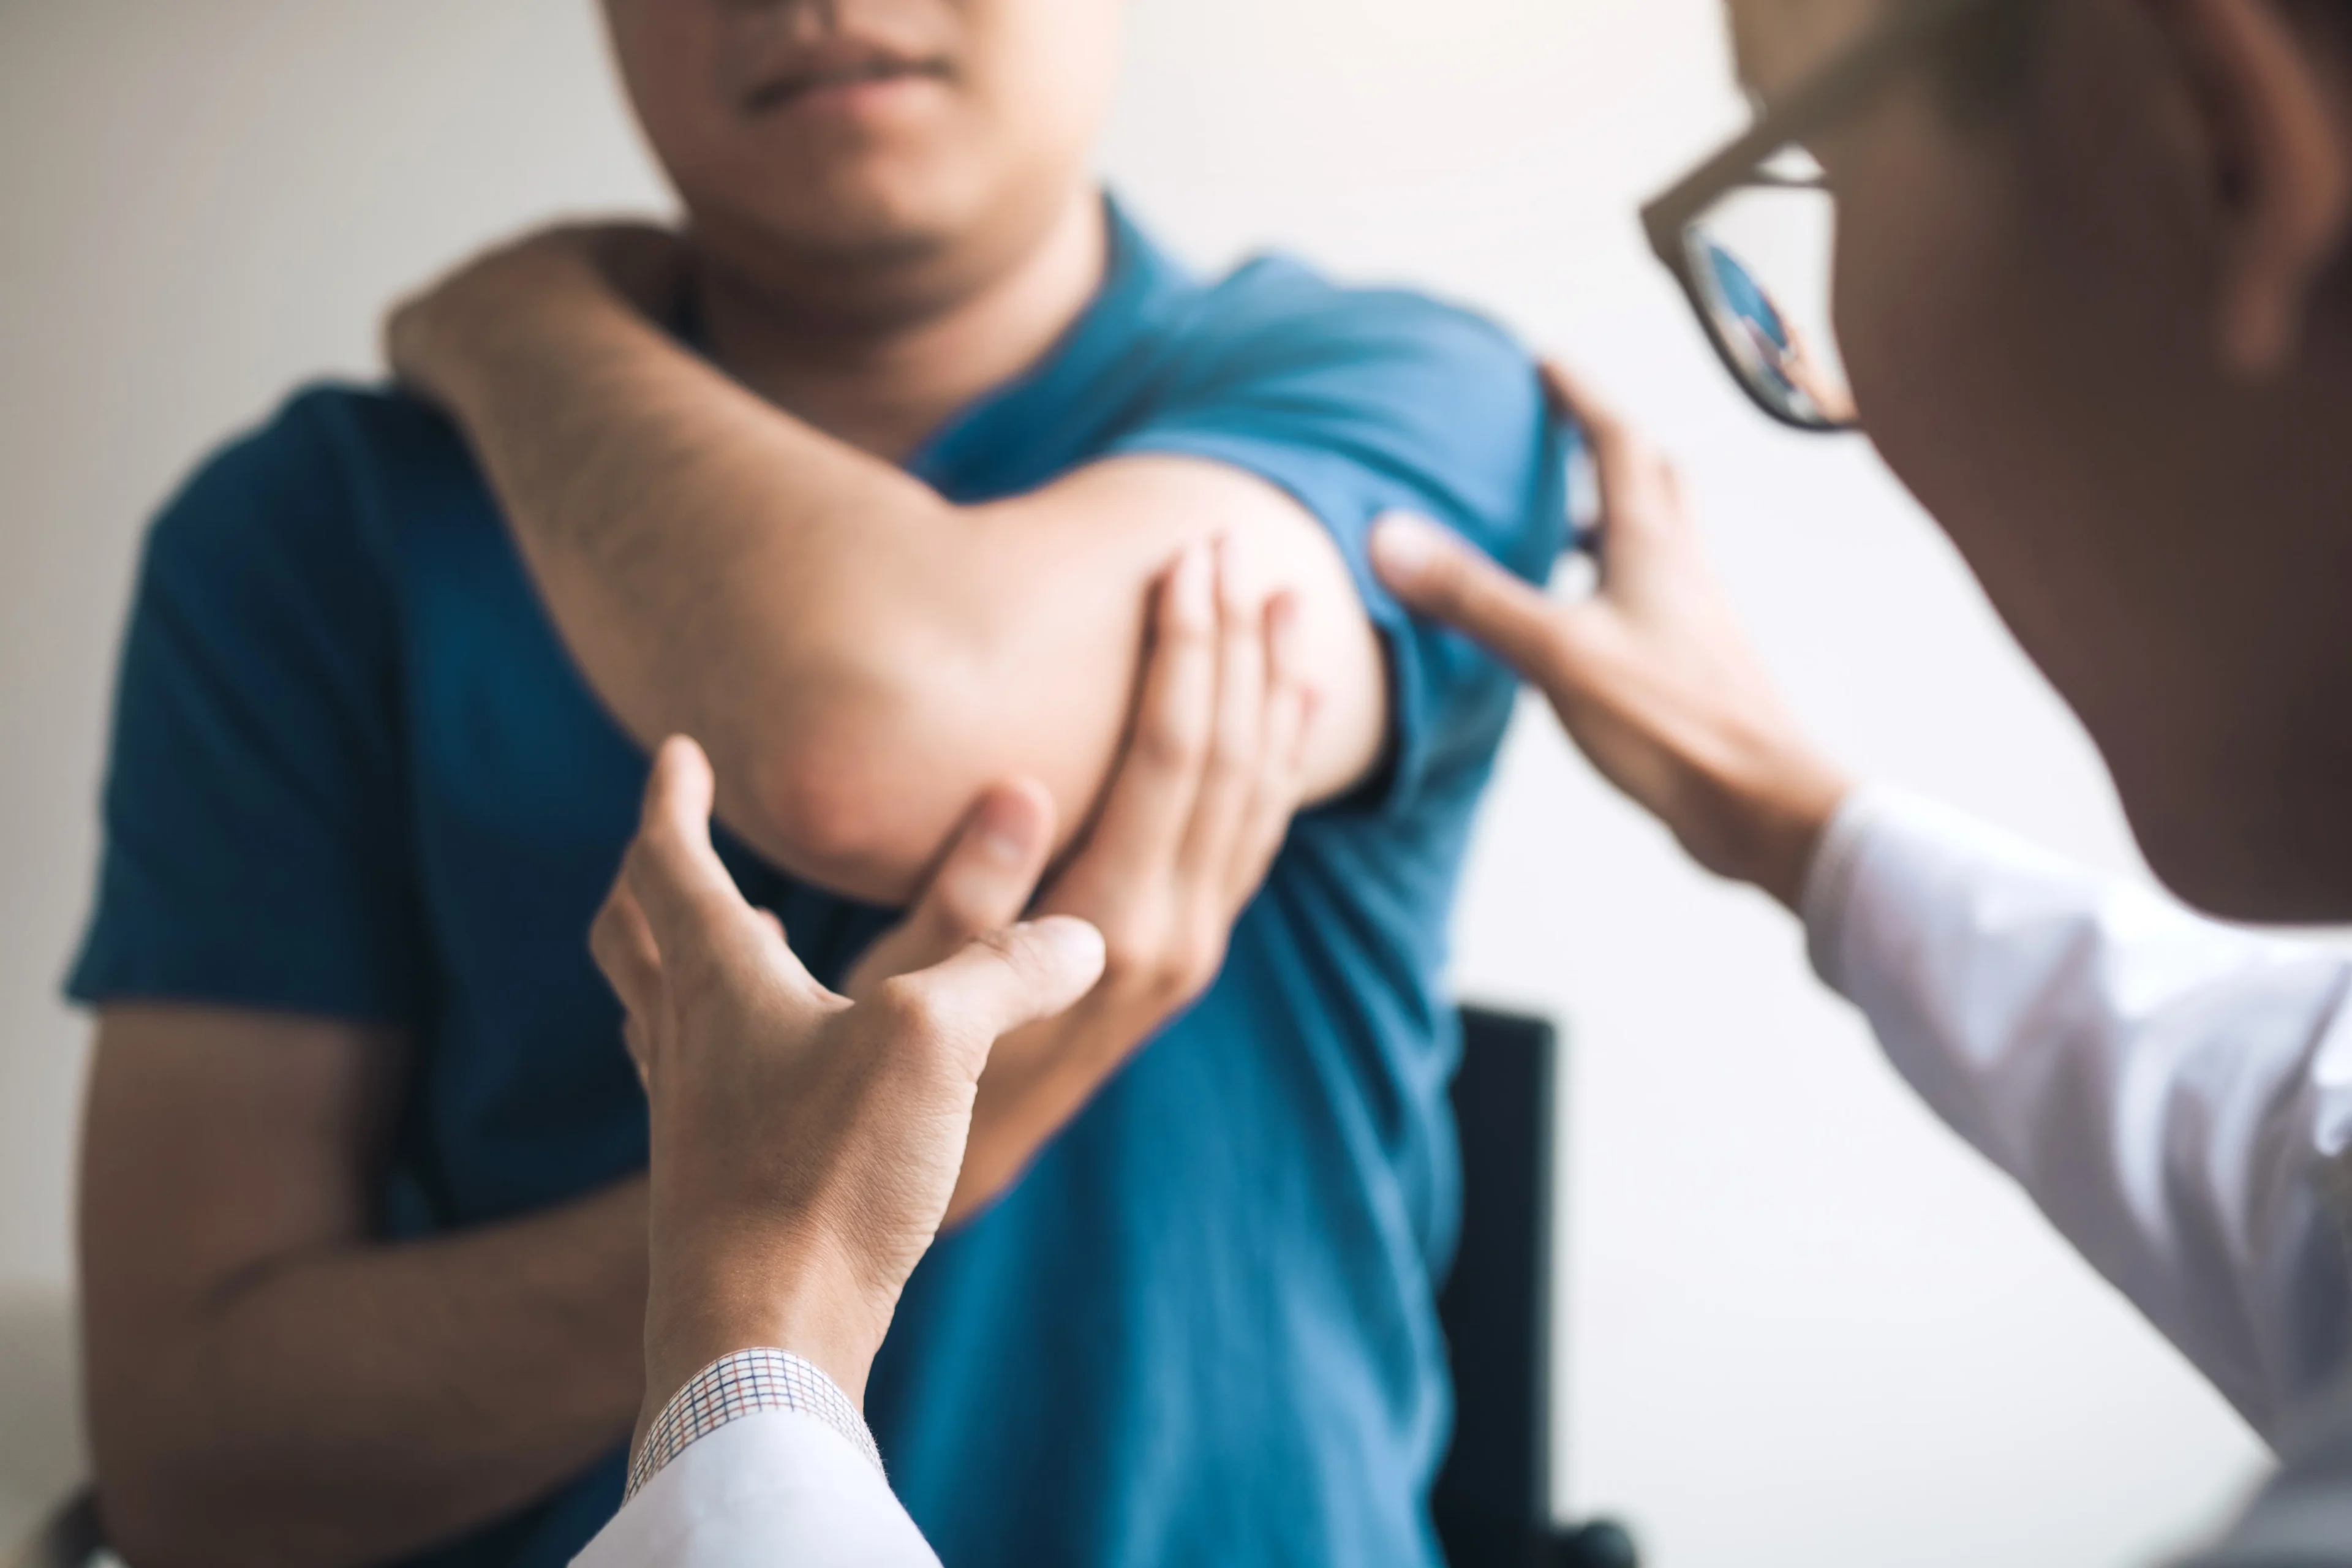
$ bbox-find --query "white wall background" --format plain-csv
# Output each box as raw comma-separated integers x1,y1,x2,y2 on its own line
0,1,2273,1562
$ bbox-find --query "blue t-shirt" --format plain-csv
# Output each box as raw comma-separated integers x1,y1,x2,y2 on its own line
70,200,1567,1567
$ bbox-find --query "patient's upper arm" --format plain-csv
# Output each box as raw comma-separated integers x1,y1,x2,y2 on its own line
751,453,1389,905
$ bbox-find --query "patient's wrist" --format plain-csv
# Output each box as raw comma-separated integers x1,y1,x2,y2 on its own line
394,242,608,412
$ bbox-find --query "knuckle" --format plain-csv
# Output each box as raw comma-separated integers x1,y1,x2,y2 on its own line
872,974,949,1038
1163,607,1216,649
1147,945,1193,990
1093,914,1159,979
974,922,1039,971
1177,927,1226,989
1132,716,1205,773
1200,740,1254,789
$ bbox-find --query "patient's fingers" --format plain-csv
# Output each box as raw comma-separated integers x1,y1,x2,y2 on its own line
845,783,1056,998
1063,540,1219,894
918,785,1055,944
1371,513,1570,685
1175,536,1268,898
1226,592,1316,905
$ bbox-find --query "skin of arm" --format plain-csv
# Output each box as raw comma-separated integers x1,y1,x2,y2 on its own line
76,557,1302,1564
80,1007,649,1568
389,232,1386,908
845,543,1316,1223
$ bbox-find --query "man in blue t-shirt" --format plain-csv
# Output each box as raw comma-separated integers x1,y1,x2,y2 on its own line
69,4,1565,1566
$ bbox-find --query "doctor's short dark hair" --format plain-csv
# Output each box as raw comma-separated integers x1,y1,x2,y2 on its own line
1931,0,2045,115
1940,0,2352,117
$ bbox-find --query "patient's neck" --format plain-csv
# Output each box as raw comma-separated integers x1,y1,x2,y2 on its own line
691,189,1108,463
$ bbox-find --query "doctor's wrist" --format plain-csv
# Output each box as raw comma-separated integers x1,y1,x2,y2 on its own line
639,1234,889,1442
1689,741,1853,914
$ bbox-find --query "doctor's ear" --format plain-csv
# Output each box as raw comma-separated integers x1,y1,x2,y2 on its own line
2146,0,2352,378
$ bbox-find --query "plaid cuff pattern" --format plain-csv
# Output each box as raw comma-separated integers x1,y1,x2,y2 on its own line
626,1348,884,1501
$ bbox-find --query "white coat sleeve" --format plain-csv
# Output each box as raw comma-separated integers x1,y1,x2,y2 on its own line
571,1409,941,1568
1804,788,2352,1442
2175,1372,2352,1566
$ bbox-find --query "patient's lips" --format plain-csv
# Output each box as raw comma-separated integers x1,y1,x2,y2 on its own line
744,36,953,119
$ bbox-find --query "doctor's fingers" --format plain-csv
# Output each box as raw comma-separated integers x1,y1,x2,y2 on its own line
589,881,665,1087
1539,360,1692,564
1370,514,1586,695
874,918,1109,1084
625,736,818,995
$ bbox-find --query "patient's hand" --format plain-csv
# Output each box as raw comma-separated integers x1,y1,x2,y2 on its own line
1371,363,1852,911
384,221,684,407
589,737,1103,1439
846,537,1317,1221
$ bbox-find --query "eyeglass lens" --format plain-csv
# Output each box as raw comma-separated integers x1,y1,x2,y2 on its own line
1681,151,1855,429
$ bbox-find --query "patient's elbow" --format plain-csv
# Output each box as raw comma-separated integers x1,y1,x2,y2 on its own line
726,633,1008,908
746,741,922,905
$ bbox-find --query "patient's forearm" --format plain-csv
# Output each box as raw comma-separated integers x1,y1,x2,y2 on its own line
406,248,1383,905
412,254,963,886
91,1180,648,1568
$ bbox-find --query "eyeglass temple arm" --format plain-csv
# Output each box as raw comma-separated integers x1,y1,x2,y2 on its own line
1638,0,2007,265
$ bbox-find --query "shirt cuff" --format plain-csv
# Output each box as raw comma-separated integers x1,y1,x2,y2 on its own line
627,1349,885,1502
1798,784,1898,997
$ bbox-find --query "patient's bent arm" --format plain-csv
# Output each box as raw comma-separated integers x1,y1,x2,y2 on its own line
392,232,1385,905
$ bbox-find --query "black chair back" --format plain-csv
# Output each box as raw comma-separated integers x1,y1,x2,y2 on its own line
1437,1009,1636,1568
1436,1007,1558,1567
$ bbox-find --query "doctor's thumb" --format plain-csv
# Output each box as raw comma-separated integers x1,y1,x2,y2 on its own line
1370,513,1576,687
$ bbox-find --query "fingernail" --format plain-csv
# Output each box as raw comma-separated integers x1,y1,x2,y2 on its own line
1025,915,1108,983
1370,514,1444,586
1172,540,1215,626
976,789,1043,865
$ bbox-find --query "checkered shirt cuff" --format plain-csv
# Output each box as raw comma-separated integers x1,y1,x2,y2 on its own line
626,1348,884,1501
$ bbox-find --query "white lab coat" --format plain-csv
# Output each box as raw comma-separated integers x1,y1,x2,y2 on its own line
1806,789,2352,1440
574,787,2352,1566
573,1404,939,1568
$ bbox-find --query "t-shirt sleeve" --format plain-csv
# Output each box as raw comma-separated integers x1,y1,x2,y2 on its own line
1101,267,1570,817
66,388,430,1027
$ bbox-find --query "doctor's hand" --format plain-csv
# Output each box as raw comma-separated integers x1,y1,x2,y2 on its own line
845,538,1316,1222
590,737,1104,1444
1371,364,1852,911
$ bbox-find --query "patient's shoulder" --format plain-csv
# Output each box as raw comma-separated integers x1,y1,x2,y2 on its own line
1129,254,1561,559
143,382,469,570
1160,252,1532,404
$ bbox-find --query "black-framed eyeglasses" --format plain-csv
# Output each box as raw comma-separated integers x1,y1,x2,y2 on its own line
1639,0,2022,432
